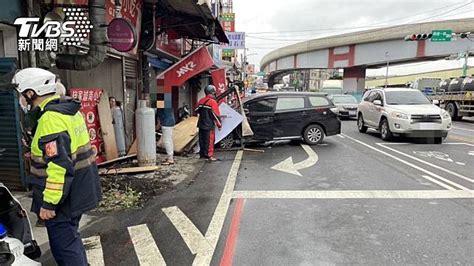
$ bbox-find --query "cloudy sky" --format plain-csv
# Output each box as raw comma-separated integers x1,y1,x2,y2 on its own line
233,0,474,76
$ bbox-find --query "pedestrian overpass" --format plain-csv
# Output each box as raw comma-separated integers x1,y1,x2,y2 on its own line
260,18,474,92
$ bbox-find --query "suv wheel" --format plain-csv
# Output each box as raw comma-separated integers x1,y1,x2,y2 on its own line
357,114,368,133
304,124,325,145
380,119,393,141
219,135,235,149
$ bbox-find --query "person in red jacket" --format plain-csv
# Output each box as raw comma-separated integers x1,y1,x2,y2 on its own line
196,85,222,161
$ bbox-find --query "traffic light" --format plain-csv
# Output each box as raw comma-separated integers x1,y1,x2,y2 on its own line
404,33,433,41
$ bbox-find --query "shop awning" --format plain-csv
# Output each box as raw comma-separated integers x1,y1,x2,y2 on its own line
157,0,229,44
157,45,214,107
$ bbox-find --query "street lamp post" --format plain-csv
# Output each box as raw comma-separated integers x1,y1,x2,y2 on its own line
385,52,390,88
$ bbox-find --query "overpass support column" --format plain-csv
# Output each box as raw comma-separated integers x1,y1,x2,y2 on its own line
343,66,366,93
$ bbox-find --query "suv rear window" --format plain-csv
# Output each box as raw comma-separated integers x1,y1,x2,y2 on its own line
247,98,276,112
309,97,330,107
276,97,305,111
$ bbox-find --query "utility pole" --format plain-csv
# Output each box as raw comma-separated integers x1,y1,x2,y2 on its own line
462,51,469,77
385,52,389,88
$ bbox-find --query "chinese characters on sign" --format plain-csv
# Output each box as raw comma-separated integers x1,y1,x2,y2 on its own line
223,32,245,49
70,88,107,164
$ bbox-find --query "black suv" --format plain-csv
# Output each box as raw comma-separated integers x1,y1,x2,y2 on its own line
243,92,341,145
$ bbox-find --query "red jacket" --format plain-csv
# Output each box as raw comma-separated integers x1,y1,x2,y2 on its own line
196,95,222,130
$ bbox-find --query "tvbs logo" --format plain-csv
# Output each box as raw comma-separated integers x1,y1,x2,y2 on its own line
14,8,93,52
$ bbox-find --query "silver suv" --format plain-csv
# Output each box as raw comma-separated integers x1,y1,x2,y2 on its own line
357,88,452,143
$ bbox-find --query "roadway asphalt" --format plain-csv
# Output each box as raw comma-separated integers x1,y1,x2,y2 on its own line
39,119,473,265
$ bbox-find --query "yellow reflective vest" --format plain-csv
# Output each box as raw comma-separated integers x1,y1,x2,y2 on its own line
29,96,101,218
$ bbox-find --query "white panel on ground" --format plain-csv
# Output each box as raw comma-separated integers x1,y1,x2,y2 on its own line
128,224,166,266
162,206,211,255
82,236,105,266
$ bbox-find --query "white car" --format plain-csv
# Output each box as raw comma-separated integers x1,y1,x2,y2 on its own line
357,88,452,143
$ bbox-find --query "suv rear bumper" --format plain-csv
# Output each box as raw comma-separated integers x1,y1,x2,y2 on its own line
326,119,342,136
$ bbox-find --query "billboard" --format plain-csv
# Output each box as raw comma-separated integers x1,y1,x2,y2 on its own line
223,32,245,49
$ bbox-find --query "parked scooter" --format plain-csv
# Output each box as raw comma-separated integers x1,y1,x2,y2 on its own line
177,104,191,123
0,183,41,265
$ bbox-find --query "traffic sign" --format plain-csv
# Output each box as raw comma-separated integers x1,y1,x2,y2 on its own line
431,30,452,42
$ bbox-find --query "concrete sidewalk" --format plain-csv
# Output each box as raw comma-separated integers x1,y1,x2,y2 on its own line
14,192,98,264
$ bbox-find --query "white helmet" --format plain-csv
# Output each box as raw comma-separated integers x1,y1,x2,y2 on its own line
12,68,57,96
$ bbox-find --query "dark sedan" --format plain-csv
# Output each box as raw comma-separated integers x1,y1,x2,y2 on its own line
243,92,341,145
327,94,359,118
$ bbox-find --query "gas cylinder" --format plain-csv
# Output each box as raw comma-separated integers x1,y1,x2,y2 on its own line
112,107,126,156
136,100,156,166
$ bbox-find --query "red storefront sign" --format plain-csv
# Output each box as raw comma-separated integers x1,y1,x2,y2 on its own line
211,68,227,96
157,46,214,108
105,0,143,54
161,46,214,88
70,88,106,164
221,20,235,32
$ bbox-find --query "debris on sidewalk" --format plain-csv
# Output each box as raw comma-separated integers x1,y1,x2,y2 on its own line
96,155,204,212
157,117,199,154
99,166,158,176
97,92,119,160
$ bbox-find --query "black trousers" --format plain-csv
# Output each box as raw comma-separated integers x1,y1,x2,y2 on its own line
199,128,215,158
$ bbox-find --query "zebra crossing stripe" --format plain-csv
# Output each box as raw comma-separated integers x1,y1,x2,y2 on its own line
162,206,212,255
128,224,167,266
82,236,105,266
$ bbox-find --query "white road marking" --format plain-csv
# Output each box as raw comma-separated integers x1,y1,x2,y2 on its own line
82,236,105,266
337,134,346,139
193,150,243,266
452,126,474,132
342,134,471,191
377,143,474,183
469,151,474,156
456,162,466,166
376,142,410,145
271,144,318,176
420,175,456,191
444,142,474,147
162,206,211,255
128,224,166,266
232,190,474,199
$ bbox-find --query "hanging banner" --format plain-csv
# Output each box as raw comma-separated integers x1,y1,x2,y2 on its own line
222,49,235,57
221,13,235,32
157,46,214,108
211,68,227,96
223,32,245,49
70,88,106,164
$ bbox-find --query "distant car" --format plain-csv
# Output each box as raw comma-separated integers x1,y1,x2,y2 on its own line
357,88,452,143
328,94,358,118
242,92,341,145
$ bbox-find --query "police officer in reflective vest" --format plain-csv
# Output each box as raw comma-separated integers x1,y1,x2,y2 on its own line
13,68,102,265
